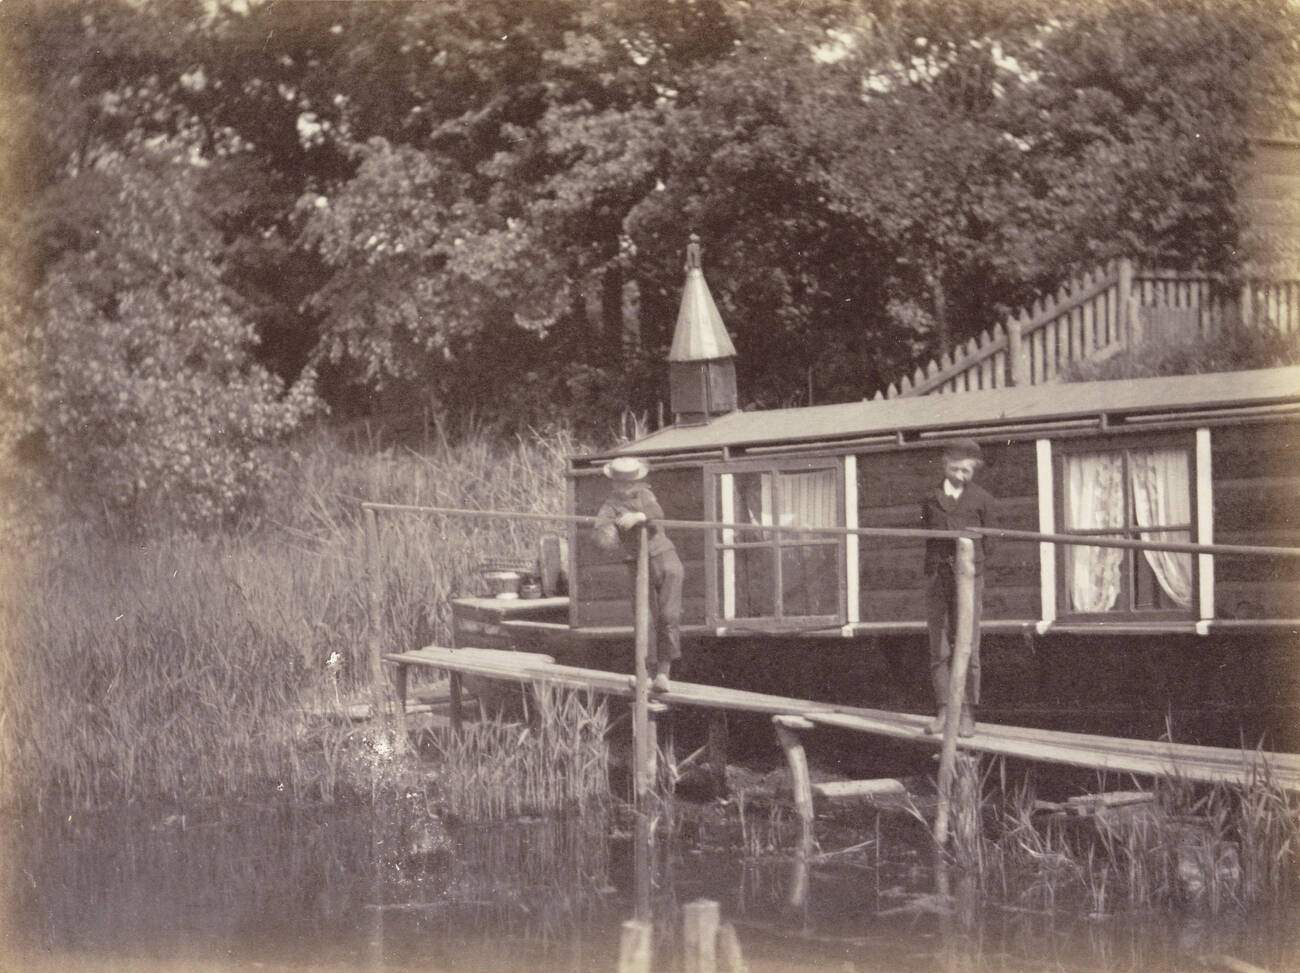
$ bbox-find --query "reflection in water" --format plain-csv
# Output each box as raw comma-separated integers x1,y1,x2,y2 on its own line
4,804,621,973
3,802,1299,973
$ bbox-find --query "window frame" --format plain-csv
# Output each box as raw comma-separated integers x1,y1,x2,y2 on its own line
1052,431,1199,622
704,456,847,630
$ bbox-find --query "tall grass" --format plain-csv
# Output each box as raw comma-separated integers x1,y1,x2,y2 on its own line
428,684,610,821
0,427,578,811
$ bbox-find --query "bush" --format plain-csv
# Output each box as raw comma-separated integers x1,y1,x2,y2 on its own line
1060,318,1300,383
2,149,320,529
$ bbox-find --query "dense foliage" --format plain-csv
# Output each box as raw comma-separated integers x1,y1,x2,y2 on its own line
1,0,1296,522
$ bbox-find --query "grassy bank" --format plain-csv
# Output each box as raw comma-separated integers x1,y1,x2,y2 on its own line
0,428,576,811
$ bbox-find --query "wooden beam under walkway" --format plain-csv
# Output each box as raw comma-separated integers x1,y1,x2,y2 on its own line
384,645,1300,792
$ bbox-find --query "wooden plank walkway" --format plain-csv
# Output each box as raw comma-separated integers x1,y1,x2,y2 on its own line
384,645,1300,791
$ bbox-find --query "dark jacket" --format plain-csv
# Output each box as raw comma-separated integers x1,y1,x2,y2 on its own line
595,484,676,562
921,482,996,576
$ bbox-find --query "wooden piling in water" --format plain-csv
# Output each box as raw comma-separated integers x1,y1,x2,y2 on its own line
633,525,654,807
933,537,976,848
772,715,816,829
617,918,652,973
683,899,720,973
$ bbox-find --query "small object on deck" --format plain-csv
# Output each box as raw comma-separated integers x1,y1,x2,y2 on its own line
538,533,568,596
518,576,542,599
482,570,521,599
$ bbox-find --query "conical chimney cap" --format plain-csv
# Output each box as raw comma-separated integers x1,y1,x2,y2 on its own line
669,234,737,362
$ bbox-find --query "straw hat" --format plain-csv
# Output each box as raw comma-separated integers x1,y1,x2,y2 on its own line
602,456,649,481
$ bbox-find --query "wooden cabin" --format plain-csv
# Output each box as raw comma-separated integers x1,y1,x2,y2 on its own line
455,242,1300,750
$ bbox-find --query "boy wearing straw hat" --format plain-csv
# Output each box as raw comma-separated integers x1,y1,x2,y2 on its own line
595,456,685,693
921,438,996,737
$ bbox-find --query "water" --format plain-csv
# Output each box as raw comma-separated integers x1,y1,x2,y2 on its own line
4,799,1299,973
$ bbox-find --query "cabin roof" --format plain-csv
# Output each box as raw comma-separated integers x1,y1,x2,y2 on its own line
616,365,1300,457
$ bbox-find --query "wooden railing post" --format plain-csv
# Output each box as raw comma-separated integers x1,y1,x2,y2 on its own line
933,537,976,848
633,524,654,806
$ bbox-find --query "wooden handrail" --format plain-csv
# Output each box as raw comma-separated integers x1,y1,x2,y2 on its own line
359,501,1300,560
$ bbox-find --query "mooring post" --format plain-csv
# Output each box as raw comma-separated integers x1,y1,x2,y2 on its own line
616,918,652,973
683,898,721,973
633,525,654,806
933,536,976,848
772,715,816,829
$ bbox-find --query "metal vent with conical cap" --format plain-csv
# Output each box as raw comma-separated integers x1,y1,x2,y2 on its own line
668,234,738,425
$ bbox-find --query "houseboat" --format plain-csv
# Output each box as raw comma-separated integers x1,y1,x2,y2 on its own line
453,245,1300,754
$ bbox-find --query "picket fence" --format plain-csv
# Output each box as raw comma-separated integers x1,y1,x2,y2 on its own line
876,260,1300,399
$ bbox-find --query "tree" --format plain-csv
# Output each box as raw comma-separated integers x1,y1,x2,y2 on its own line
9,148,319,527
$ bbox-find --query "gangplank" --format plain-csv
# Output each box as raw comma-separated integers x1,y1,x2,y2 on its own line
385,645,1300,793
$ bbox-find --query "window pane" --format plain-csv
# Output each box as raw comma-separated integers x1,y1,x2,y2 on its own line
1064,452,1125,531
1130,449,1194,609
1067,540,1125,613
1064,452,1126,612
782,545,839,616
1135,529,1193,609
776,469,838,539
730,471,772,542
724,547,774,618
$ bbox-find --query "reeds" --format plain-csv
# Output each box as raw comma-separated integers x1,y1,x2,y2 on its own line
428,683,610,821
0,427,577,811
940,759,1300,916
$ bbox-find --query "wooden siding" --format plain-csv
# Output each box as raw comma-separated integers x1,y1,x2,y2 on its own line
857,441,1040,622
1211,422,1300,620
570,465,707,628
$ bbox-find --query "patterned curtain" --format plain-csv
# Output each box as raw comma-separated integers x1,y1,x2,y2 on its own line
1130,448,1193,608
1065,452,1125,612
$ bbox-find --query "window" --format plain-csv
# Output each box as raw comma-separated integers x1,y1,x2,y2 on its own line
707,459,844,627
1058,441,1195,617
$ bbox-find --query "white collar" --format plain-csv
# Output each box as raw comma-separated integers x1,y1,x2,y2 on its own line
943,479,964,499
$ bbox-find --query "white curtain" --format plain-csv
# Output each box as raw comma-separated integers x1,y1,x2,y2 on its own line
1065,452,1125,612
778,470,837,530
1130,448,1194,608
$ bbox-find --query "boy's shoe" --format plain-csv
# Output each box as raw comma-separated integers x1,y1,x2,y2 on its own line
651,673,671,694
925,707,947,735
958,704,975,738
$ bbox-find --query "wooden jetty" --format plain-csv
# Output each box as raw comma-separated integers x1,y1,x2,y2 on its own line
384,644,1300,793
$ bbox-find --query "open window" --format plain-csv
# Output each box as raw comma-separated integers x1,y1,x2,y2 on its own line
1056,437,1196,619
705,458,845,628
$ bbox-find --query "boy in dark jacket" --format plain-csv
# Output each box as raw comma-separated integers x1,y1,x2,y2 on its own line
921,439,996,737
594,456,685,693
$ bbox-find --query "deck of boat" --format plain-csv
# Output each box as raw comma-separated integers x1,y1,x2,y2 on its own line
385,645,1300,791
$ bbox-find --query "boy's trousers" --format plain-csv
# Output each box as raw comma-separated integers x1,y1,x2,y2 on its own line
625,547,684,669
926,567,983,707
